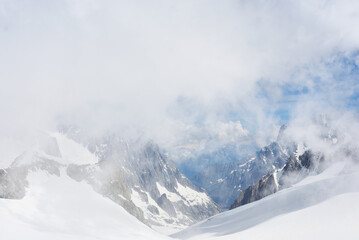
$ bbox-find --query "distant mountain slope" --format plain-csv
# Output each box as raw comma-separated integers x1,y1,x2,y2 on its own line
230,116,340,209
173,160,359,240
66,134,220,230
191,125,300,209
177,143,258,179
230,150,325,209
0,130,219,233
0,164,170,240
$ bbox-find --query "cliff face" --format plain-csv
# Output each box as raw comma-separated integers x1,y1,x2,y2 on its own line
0,131,220,231
191,125,299,209
230,150,325,209
66,137,220,228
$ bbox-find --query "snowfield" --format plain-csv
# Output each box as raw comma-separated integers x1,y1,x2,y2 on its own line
173,161,359,240
2,159,359,240
51,132,99,165
0,169,170,240
1,132,359,240
174,192,359,240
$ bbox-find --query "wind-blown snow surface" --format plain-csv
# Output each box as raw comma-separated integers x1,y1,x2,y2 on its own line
173,161,359,240
0,169,169,240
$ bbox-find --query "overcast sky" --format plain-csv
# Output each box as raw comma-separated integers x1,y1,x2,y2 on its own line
1,0,359,164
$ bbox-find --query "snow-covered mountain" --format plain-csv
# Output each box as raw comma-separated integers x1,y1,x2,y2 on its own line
230,149,325,209
0,162,170,240
177,142,258,179
173,159,359,240
229,115,343,209
0,130,219,234
167,121,258,179
2,128,359,240
191,125,300,209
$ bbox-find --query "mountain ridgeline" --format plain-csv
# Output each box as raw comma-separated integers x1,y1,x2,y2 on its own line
230,150,325,209
0,118,338,233
0,130,219,232
190,125,302,209
65,132,220,229
228,117,338,210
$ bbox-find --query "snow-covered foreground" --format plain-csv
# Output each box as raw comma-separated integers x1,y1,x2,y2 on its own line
173,161,359,240
2,131,359,240
0,169,170,240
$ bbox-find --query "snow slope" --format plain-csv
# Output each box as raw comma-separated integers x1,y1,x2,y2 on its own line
173,161,359,240
3,130,358,239
52,132,98,165
57,130,219,231
10,132,98,168
0,169,170,240
0,131,218,236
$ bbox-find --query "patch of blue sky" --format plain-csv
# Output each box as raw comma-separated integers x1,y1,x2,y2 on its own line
347,91,359,109
280,84,309,97
170,51,359,132
328,52,359,111
274,108,290,124
272,51,359,122
254,79,310,124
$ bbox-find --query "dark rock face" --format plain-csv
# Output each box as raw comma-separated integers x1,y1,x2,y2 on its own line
147,205,160,215
230,150,325,210
230,172,278,209
158,194,177,217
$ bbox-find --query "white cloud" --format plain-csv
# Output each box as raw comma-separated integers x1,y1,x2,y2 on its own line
1,0,359,163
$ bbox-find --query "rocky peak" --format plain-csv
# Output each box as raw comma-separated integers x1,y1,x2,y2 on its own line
276,124,288,142
230,149,326,210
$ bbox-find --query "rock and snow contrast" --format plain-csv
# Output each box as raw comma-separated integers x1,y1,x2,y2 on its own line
230,149,325,209
173,160,359,240
2,0,359,239
0,130,219,234
0,168,170,240
1,121,359,240
191,125,300,209
2,133,359,240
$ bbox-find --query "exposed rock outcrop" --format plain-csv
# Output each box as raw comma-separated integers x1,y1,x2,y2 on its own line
230,150,325,209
